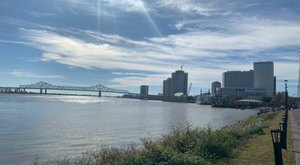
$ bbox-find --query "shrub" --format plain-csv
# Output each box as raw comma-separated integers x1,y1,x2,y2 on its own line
37,113,270,165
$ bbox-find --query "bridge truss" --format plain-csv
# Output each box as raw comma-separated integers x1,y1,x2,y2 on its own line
18,81,129,94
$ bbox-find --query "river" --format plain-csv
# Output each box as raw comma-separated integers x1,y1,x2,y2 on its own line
0,94,256,164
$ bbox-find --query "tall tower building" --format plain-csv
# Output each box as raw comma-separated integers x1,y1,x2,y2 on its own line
211,81,221,96
171,70,188,96
254,61,274,97
140,85,149,97
163,78,172,98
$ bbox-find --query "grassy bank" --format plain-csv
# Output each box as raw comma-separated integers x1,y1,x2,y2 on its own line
218,111,295,165
35,111,291,165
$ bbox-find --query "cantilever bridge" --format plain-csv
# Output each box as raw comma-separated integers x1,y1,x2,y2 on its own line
0,81,129,97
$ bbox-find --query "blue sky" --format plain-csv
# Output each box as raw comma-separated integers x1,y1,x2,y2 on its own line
1,0,300,95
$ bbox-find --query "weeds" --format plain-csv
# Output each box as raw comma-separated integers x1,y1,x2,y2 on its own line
36,113,276,165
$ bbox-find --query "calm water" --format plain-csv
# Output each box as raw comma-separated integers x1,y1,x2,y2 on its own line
0,94,256,164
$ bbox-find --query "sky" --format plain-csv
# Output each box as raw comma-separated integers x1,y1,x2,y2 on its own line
1,0,300,95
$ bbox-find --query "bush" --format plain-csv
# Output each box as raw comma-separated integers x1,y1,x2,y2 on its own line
37,113,270,165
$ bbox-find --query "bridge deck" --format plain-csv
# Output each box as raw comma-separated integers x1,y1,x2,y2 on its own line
0,81,129,94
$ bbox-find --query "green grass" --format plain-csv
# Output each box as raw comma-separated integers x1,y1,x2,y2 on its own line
34,112,281,165
217,111,295,165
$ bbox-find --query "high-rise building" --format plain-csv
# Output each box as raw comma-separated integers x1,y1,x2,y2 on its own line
254,61,274,97
171,70,188,96
163,78,172,98
140,85,149,97
222,70,254,88
211,81,221,96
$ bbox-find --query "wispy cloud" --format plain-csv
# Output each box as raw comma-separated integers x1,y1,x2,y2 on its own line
112,72,147,76
0,39,30,45
22,29,181,72
1,0,300,95
27,11,57,18
61,0,149,16
103,0,151,13
13,0,299,88
155,0,216,16
20,15,300,87
6,70,66,80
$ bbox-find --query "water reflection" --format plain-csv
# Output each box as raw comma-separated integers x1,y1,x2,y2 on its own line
0,94,255,164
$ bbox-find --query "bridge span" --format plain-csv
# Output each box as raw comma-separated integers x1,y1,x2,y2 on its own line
0,81,129,97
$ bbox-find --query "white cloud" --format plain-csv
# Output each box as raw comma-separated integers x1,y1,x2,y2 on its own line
23,29,182,72
275,62,299,81
155,0,215,16
21,17,300,88
28,11,57,18
7,70,66,79
103,0,149,13
61,0,151,16
112,72,147,76
111,73,169,87
0,39,30,45
152,22,300,51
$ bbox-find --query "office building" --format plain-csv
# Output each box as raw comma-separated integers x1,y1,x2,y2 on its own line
222,70,254,88
163,78,172,98
221,70,264,100
254,61,275,97
211,81,221,96
221,88,266,100
171,70,188,96
140,85,149,97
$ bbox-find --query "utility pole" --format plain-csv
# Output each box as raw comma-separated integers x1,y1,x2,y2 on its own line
285,80,288,110
297,55,300,98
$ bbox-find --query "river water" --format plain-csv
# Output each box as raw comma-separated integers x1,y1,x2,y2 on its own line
0,94,256,164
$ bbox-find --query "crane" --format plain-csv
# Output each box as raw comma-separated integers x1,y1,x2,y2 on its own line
181,63,184,70
188,82,192,96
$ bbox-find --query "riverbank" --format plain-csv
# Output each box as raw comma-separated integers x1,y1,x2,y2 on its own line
34,111,287,165
218,110,295,164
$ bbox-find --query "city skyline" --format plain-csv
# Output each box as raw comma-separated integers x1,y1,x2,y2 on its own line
1,0,300,95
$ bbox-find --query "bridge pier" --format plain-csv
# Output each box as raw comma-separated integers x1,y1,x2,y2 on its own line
45,89,47,94
98,91,101,97
40,88,43,94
